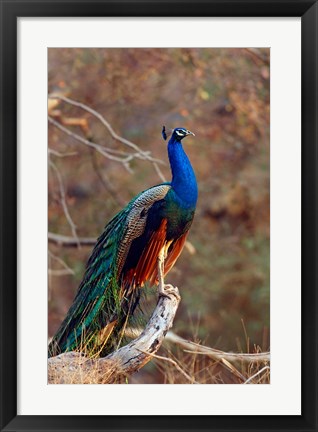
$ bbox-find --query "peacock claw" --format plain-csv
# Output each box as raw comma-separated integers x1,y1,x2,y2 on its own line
158,284,181,301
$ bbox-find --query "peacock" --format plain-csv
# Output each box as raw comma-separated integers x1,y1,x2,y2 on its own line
48,126,198,358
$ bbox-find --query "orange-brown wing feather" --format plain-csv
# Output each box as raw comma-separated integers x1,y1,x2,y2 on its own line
162,233,188,276
122,218,168,288
122,220,188,289
148,232,188,285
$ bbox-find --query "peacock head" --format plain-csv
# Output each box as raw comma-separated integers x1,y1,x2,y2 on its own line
162,126,195,142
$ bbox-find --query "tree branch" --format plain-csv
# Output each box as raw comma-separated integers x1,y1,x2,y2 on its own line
165,331,270,363
48,232,96,247
48,287,181,384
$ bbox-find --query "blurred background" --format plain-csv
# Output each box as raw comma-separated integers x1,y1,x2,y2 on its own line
48,48,270,383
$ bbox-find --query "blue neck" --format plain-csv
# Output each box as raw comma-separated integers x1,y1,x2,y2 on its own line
168,137,198,208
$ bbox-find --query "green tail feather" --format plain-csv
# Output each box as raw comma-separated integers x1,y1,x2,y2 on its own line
48,208,133,357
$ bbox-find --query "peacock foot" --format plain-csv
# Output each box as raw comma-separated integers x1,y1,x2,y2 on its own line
158,283,181,301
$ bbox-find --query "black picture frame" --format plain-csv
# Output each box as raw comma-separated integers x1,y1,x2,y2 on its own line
1,1,317,431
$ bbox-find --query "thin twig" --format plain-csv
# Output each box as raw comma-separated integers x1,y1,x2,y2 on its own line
137,349,198,384
48,116,137,168
48,250,75,301
48,94,167,181
153,159,167,183
48,250,75,275
90,150,126,207
49,160,80,246
49,94,154,155
243,365,270,384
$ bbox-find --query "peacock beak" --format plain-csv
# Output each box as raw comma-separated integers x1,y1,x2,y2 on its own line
186,130,195,137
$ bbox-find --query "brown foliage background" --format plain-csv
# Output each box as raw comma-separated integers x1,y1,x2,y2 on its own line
48,48,270,383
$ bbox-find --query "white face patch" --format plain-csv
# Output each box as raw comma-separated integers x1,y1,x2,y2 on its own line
175,130,185,137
